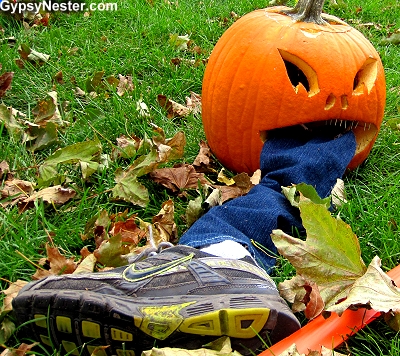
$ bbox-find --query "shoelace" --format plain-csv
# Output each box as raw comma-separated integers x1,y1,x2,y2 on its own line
127,241,174,264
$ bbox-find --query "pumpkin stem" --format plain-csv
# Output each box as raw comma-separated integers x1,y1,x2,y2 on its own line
283,0,327,25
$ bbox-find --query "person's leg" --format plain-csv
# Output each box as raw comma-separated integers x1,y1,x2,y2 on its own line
179,128,357,270
11,129,356,356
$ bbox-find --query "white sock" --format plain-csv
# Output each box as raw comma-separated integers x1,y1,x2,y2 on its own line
200,240,251,259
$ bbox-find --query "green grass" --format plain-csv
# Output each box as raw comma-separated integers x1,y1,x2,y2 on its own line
1,0,400,354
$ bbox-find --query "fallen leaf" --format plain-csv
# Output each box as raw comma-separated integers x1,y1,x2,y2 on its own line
1,280,28,314
53,70,64,84
331,178,347,207
86,70,105,93
143,336,241,356
0,318,16,346
381,33,400,45
18,44,50,66
157,94,191,119
1,179,35,208
277,344,347,356
327,256,400,316
0,160,9,179
136,98,151,117
117,74,134,96
192,140,215,173
303,282,325,320
272,187,367,313
112,167,150,207
0,71,13,98
185,195,204,227
3,343,40,356
149,164,208,193
168,33,190,51
112,134,141,159
34,244,78,277
185,91,201,115
110,217,145,245
18,185,76,212
0,104,25,138
94,233,130,267
73,253,97,274
38,139,102,186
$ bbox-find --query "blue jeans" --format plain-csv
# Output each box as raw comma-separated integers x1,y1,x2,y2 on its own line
179,128,356,272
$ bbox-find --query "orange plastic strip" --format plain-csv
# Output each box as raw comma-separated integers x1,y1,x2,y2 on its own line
260,264,400,355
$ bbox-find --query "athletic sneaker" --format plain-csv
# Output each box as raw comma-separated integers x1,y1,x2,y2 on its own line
12,243,300,355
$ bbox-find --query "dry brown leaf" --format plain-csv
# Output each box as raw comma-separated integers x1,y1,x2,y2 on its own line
52,70,64,84
46,244,78,275
149,164,208,193
0,160,9,179
73,253,97,274
157,94,191,119
117,74,134,96
0,71,14,98
136,200,177,253
18,185,76,213
303,281,325,320
1,343,40,356
192,140,215,173
1,280,28,313
1,179,35,208
185,91,201,115
110,217,146,245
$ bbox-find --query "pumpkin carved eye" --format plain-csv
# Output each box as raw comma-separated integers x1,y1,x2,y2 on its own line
353,58,378,95
278,49,320,97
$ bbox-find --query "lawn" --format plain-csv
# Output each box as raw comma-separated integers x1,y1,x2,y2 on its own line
0,0,399,355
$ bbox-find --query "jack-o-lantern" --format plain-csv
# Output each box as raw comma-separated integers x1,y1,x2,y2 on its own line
201,0,386,174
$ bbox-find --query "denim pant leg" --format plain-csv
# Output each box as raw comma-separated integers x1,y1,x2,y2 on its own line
179,130,357,271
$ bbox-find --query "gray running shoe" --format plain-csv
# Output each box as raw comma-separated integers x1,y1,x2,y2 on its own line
12,243,300,355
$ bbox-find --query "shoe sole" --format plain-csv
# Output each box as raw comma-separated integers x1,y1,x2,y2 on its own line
13,289,300,355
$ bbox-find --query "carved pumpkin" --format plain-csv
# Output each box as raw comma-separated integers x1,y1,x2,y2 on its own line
201,0,386,174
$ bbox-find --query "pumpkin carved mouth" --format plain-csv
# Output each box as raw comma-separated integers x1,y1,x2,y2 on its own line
259,120,378,158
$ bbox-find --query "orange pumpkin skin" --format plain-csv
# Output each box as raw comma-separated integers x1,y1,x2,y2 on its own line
202,7,386,174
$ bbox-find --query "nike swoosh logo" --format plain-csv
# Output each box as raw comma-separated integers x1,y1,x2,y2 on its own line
123,253,194,282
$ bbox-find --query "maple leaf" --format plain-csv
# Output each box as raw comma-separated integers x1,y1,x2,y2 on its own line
192,140,215,173
271,186,367,313
0,71,13,98
149,164,208,193
136,200,177,252
0,104,25,139
32,244,78,279
112,134,141,160
18,185,76,213
0,179,35,208
1,280,28,315
93,233,130,267
116,74,134,96
157,94,191,119
38,138,102,186
111,166,150,207
327,256,400,317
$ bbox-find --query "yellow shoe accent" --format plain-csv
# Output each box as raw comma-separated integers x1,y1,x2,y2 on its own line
110,328,133,341
62,340,80,355
40,334,52,346
87,345,108,356
138,302,195,340
116,349,135,356
56,316,72,333
82,320,101,338
34,314,47,328
179,308,270,338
